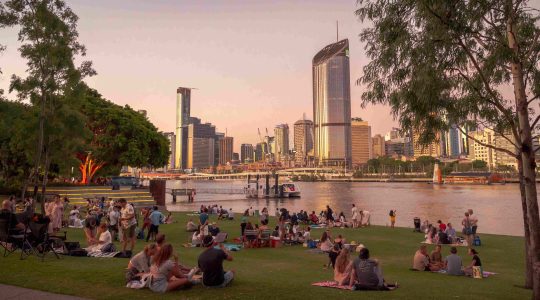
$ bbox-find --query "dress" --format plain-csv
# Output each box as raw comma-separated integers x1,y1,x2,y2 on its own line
52,202,64,229
149,260,175,293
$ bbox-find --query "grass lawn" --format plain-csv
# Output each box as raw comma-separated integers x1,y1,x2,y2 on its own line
0,212,532,299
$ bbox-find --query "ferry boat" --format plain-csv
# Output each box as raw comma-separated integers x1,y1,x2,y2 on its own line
280,183,301,197
444,172,506,185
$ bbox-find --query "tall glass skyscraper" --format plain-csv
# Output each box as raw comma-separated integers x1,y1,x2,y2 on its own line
175,87,191,169
312,39,352,167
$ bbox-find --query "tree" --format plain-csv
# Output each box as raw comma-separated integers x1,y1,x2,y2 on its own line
4,0,95,212
472,159,488,170
78,88,170,181
357,0,540,294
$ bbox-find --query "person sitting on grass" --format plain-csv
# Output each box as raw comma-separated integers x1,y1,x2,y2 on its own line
413,245,440,271
334,247,353,285
198,235,235,288
445,223,456,243
83,216,98,247
192,229,202,247
464,248,482,276
149,243,195,293
349,248,397,290
309,211,319,224
300,226,311,243
0,200,25,234
430,245,444,268
444,247,463,276
227,208,235,220
126,243,158,283
86,222,112,252
186,219,197,232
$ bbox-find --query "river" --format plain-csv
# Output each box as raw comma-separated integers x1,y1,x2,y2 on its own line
165,180,537,237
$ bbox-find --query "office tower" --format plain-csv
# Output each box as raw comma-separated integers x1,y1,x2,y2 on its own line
313,39,352,167
471,129,495,170
255,142,267,162
384,127,401,141
233,153,240,161
219,136,234,165
351,120,372,165
214,132,224,166
175,87,191,169
372,134,385,158
162,132,176,169
241,144,254,163
294,119,314,166
385,136,413,157
412,130,441,158
274,124,290,162
186,118,216,169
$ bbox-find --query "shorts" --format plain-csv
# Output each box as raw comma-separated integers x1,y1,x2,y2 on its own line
471,226,478,235
205,271,234,288
122,224,136,239
148,224,159,234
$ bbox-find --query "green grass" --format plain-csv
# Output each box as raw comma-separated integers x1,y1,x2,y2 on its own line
0,212,532,299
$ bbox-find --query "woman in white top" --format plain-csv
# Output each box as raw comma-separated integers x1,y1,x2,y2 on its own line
69,206,83,228
86,222,112,252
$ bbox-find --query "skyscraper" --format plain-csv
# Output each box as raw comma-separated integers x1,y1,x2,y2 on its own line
294,119,314,166
219,136,234,165
313,39,352,167
241,144,254,163
162,132,176,169
186,118,216,169
412,130,441,158
175,87,191,169
351,120,372,165
274,124,289,162
372,134,385,158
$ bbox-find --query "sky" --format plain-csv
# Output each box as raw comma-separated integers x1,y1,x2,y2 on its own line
0,0,397,152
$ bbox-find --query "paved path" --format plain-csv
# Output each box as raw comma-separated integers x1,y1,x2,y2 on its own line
0,284,87,300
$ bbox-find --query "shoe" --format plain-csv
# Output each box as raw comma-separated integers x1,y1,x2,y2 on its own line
187,267,198,280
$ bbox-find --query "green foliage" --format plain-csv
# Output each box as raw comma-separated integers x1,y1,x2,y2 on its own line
81,88,170,171
472,160,488,170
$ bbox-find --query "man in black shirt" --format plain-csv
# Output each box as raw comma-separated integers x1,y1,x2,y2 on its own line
0,200,25,234
198,235,234,288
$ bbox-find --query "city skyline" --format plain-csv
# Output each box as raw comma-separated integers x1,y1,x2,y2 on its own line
0,0,398,152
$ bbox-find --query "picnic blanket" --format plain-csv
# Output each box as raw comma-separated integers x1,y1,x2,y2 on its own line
312,281,352,290
86,250,121,258
214,243,242,251
434,270,497,278
309,225,325,229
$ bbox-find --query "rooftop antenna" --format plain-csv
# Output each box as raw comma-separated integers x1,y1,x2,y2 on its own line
336,20,339,42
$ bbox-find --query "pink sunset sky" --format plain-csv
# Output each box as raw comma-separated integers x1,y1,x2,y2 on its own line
0,0,398,151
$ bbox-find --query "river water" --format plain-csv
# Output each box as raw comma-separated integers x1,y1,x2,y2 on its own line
165,180,537,237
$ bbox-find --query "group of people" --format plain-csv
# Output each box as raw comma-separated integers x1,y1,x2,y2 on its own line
413,244,482,276
125,233,235,292
421,209,479,246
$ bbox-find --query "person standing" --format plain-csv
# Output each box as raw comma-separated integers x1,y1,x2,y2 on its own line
461,212,474,247
361,210,371,226
468,209,478,238
198,235,235,288
199,209,209,226
326,205,334,227
351,204,359,228
389,210,396,228
147,206,165,242
119,198,137,255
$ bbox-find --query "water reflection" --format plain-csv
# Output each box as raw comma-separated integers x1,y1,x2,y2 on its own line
166,180,536,237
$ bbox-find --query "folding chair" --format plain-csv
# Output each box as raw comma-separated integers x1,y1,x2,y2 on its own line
258,230,272,248
27,218,63,261
244,230,259,248
0,218,33,259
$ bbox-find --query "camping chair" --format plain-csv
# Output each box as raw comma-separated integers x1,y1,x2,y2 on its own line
0,219,27,258
244,230,259,248
258,230,272,248
27,218,64,261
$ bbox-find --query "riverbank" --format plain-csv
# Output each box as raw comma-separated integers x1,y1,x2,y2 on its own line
0,212,531,299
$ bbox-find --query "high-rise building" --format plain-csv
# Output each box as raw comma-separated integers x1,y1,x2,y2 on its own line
162,132,176,169
294,119,314,166
412,130,441,158
313,39,352,167
186,118,216,169
274,124,290,162
441,125,470,158
384,127,401,141
471,129,496,169
214,132,224,166
219,136,234,165
372,134,385,158
232,152,240,161
385,137,413,157
351,120,372,165
255,142,266,162
175,87,191,169
241,144,254,163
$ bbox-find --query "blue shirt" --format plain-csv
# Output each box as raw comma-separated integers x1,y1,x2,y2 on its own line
149,210,164,226
199,212,209,225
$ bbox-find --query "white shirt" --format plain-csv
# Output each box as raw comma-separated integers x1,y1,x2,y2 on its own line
352,207,358,219
303,231,311,240
99,230,112,244
109,210,120,226
229,210,235,218
121,205,136,228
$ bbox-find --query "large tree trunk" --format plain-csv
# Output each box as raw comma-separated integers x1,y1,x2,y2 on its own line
518,159,533,288
507,5,540,298
40,145,51,215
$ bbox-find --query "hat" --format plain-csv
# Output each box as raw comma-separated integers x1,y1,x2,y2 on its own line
202,235,214,247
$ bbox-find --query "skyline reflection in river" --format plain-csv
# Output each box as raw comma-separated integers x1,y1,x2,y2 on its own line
165,180,536,237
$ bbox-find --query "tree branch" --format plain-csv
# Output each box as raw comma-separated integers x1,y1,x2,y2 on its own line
458,127,518,158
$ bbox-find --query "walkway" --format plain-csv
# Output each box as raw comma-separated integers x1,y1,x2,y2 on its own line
0,284,87,300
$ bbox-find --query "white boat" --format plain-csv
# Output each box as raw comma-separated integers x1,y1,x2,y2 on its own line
280,183,301,197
